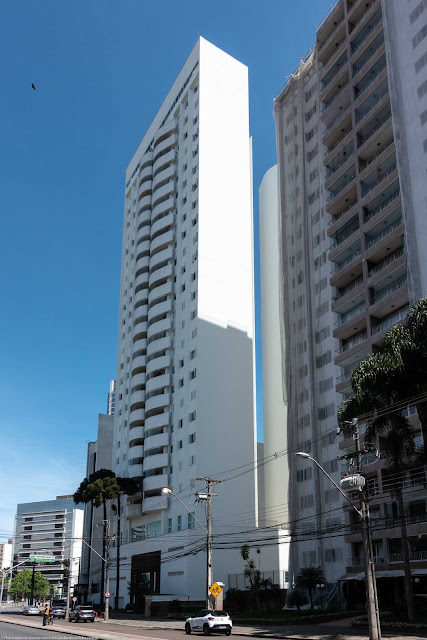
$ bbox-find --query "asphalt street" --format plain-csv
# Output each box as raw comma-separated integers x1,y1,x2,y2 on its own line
0,620,92,640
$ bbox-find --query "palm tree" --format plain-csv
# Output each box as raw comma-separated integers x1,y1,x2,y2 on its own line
112,477,140,610
364,413,417,622
340,299,427,459
74,470,121,608
295,565,325,609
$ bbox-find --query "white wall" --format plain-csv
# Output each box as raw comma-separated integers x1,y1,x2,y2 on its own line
259,165,289,528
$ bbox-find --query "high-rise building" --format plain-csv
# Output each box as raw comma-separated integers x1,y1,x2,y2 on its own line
107,380,116,416
269,0,427,593
0,541,12,571
77,413,113,603
259,165,289,528
110,37,258,605
12,497,84,595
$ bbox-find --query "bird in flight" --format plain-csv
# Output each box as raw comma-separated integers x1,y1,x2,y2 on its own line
32,83,36,90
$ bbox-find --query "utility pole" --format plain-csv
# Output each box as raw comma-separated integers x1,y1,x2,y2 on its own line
196,477,222,608
104,519,110,622
30,561,36,605
342,419,381,640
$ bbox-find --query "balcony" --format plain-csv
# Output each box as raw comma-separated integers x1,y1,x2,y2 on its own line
322,76,350,114
148,263,173,290
144,431,169,451
151,195,174,223
350,8,382,54
328,200,359,231
333,275,364,305
145,373,171,395
150,246,174,272
143,452,169,472
153,134,176,162
146,354,172,376
143,473,169,493
151,212,174,238
325,141,354,180
142,495,168,513
389,551,427,563
330,245,363,289
129,408,144,428
371,305,409,335
150,230,174,256
338,330,368,354
147,335,172,358
321,52,348,93
352,31,384,78
129,426,144,447
144,412,170,431
153,148,175,176
330,215,359,250
355,82,388,124
128,463,143,479
331,246,361,276
371,274,408,305
145,392,170,415
130,390,145,410
323,102,352,139
365,216,402,250
326,166,357,213
131,355,146,376
354,55,387,102
357,103,391,149
364,185,400,224
151,180,175,208
335,303,366,327
368,246,406,280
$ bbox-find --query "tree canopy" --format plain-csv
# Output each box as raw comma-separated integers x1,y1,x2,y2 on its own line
9,569,50,600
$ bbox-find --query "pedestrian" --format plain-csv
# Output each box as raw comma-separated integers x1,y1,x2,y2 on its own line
42,603,50,626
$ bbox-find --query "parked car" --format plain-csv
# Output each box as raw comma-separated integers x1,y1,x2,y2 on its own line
68,605,96,623
185,610,232,635
22,606,40,616
52,606,66,619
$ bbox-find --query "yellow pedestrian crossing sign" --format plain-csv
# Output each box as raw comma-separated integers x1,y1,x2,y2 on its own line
209,582,222,598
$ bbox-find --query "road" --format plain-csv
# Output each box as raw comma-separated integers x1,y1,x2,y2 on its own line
0,619,89,639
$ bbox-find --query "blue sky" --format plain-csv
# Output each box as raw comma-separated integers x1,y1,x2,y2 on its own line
0,0,332,539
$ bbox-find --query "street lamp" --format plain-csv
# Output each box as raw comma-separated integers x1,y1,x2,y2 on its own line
295,452,381,640
316,583,325,608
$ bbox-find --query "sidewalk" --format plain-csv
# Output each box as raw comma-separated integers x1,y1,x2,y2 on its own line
0,612,425,640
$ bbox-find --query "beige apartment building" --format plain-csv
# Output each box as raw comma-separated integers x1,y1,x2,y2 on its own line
270,0,427,603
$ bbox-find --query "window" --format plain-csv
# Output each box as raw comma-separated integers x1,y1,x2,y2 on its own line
189,433,196,443
147,521,161,538
319,377,333,393
325,548,343,562
318,403,335,420
298,414,310,429
324,458,338,473
411,0,427,23
300,494,314,509
296,467,312,482
316,351,332,368
178,440,183,449
168,518,173,534
190,369,196,380
189,410,196,421
322,432,337,447
189,454,195,466
177,515,182,531
190,349,196,359
188,512,196,529
412,23,427,49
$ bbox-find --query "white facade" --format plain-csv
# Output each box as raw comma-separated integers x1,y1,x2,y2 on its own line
0,542,12,571
111,37,258,606
107,380,116,416
259,165,289,528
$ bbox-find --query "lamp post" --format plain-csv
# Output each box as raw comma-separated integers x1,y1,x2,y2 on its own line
295,452,381,640
316,583,325,608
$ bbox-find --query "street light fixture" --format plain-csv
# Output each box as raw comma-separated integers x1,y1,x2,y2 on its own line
295,452,381,640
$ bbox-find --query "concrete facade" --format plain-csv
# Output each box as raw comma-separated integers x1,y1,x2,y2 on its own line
271,0,427,597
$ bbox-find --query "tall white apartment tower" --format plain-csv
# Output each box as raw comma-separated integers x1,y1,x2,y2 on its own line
111,38,257,605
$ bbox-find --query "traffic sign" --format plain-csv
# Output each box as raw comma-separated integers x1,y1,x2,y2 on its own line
105,591,110,598
72,597,77,602
209,583,222,598
29,556,55,563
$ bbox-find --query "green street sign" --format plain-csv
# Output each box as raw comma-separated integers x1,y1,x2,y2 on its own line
28,556,55,563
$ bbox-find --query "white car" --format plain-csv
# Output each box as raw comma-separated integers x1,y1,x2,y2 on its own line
23,606,40,616
185,610,232,636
